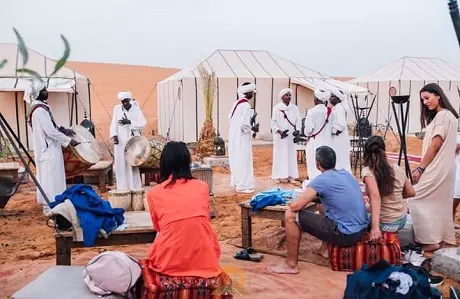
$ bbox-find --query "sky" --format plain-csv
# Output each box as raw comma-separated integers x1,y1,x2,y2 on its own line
1,0,460,77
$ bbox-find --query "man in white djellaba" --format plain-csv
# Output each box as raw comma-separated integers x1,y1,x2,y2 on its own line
303,89,333,180
228,82,259,194
110,91,147,190
26,81,79,214
271,88,302,183
330,88,352,173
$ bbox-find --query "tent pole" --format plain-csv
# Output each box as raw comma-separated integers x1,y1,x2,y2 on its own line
87,79,92,120
15,92,20,141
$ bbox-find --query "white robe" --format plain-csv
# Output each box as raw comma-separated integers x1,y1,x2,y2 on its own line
331,102,351,173
304,104,333,180
228,98,255,191
271,102,301,179
109,104,146,190
30,101,71,207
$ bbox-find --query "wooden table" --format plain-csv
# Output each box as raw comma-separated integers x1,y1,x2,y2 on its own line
0,162,20,183
77,160,114,192
239,200,317,248
54,211,156,265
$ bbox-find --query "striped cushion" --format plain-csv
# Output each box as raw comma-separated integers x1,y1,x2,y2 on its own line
328,231,401,272
140,259,234,299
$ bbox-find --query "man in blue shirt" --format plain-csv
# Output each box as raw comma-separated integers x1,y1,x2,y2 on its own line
268,146,369,274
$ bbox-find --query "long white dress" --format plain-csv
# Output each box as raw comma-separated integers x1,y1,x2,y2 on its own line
30,101,71,209
271,102,301,180
303,104,333,180
331,102,351,172
228,98,255,191
109,104,147,190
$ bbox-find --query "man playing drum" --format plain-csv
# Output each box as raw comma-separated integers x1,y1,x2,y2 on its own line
26,81,79,215
110,91,147,190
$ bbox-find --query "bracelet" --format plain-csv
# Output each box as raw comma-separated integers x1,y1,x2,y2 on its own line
416,166,425,173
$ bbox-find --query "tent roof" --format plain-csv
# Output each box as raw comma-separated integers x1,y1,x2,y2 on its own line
160,49,369,94
160,49,328,81
349,56,460,83
0,43,87,92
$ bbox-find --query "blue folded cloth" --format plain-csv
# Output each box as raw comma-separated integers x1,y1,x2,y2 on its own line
50,184,125,246
249,188,297,212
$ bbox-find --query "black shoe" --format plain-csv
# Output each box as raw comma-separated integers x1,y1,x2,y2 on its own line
451,286,460,299
401,243,423,254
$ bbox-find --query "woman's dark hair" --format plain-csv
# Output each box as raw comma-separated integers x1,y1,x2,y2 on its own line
363,135,395,197
159,141,194,188
420,83,459,128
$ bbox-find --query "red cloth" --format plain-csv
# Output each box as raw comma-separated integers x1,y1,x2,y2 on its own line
147,178,221,278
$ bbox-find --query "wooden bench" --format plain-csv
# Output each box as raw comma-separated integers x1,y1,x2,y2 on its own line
239,200,317,248
0,162,19,183
72,160,114,192
54,211,156,265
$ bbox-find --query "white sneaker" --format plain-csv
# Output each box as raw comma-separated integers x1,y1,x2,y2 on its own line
236,189,255,194
404,250,426,266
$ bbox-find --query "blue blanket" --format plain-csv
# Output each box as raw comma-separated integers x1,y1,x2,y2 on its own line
249,188,297,212
50,184,125,246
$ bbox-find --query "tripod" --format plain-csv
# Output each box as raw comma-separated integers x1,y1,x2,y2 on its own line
390,95,413,184
350,94,377,176
0,112,51,207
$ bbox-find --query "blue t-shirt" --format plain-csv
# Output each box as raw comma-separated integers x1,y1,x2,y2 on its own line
308,169,369,234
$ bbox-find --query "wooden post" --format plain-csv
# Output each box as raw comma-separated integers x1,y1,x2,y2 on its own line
108,166,114,186
55,237,72,265
241,207,252,248
99,170,107,193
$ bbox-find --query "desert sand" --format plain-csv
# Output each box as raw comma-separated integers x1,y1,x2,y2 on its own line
0,63,459,298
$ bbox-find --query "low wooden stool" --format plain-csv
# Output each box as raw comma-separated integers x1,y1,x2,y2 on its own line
77,160,114,192
0,162,19,183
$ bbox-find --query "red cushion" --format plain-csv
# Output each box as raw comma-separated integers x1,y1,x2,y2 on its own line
140,259,234,299
328,231,401,272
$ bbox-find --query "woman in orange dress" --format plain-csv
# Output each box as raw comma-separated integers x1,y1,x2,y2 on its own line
146,141,221,278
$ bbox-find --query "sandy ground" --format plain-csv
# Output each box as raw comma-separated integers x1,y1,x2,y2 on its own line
1,134,460,298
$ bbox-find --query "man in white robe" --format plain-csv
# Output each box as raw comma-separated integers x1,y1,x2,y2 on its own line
304,89,333,180
330,88,352,173
26,82,79,214
110,91,147,190
228,82,258,193
271,88,302,183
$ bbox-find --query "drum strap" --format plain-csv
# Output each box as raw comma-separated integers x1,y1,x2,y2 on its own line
28,104,58,130
230,99,249,118
306,106,332,142
280,110,296,130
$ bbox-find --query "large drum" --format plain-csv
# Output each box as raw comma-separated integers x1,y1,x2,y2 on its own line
124,136,164,168
62,125,101,179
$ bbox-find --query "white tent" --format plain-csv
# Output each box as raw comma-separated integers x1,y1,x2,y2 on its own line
0,43,92,151
157,49,368,143
349,56,460,134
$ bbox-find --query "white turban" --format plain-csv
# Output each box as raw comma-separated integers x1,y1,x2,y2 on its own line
24,80,46,104
237,83,256,98
117,91,132,101
314,88,331,103
331,88,349,111
279,88,293,100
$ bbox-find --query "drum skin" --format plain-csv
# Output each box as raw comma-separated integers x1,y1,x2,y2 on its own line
124,136,164,168
62,125,101,179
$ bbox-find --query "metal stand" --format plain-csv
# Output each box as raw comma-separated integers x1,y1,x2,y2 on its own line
390,96,413,184
0,112,51,205
350,94,376,177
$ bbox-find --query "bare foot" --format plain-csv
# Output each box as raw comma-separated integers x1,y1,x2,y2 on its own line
267,263,299,274
422,243,441,252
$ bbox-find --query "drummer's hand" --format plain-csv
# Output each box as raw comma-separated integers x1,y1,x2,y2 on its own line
113,135,119,145
70,140,80,147
66,129,76,137
118,115,131,126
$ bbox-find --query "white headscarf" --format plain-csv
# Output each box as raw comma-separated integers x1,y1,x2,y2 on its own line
24,80,46,104
331,88,349,111
279,88,293,100
117,91,132,101
314,88,331,103
237,83,256,98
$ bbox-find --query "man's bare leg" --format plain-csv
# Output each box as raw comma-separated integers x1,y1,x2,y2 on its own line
268,209,301,274
314,242,329,259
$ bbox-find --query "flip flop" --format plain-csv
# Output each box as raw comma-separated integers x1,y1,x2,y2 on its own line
234,248,264,262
